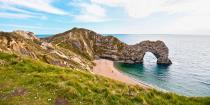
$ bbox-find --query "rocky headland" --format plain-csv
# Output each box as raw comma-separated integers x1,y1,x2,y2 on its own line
2,28,210,105
0,28,171,71
45,27,172,65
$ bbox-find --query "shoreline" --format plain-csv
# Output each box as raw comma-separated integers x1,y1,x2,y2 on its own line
92,59,151,89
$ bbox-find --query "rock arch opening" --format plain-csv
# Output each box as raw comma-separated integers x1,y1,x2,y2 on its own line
98,40,172,65
92,34,172,65
143,52,157,64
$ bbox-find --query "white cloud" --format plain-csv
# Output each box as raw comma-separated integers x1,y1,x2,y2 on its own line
0,4,35,14
0,0,67,15
0,12,34,19
0,11,48,20
90,0,122,7
0,24,42,29
163,0,210,15
73,2,108,22
80,3,106,17
91,0,166,18
1,0,210,34
0,4,48,19
123,0,165,18
163,15,210,34
91,0,210,18
91,0,210,34
0,24,64,32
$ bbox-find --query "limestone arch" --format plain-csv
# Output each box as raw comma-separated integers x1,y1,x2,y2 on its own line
143,52,157,64
119,40,172,65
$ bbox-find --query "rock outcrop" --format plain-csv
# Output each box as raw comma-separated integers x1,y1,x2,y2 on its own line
13,30,39,41
118,41,172,64
45,28,172,65
94,35,172,65
0,28,171,71
0,31,93,70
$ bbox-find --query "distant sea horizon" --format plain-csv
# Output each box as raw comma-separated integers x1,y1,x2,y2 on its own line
37,34,210,96
36,34,210,37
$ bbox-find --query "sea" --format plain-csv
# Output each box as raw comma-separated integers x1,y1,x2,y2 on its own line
37,34,210,97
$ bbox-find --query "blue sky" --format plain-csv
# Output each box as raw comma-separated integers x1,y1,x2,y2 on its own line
0,0,210,34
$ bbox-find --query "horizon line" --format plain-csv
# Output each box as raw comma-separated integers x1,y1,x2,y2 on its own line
36,33,210,36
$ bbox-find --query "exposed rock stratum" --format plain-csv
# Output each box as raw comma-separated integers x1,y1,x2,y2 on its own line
45,28,172,65
0,28,171,71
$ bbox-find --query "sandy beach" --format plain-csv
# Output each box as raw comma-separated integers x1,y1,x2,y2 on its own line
92,59,150,89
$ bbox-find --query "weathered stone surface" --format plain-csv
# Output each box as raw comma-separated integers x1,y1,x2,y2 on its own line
94,39,172,65
13,30,39,41
46,28,172,65
119,41,172,64
0,27,171,72
0,31,93,70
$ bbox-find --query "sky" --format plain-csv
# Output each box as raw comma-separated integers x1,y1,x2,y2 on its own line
0,0,210,35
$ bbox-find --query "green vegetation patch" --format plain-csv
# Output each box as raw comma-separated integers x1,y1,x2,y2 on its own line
0,52,210,105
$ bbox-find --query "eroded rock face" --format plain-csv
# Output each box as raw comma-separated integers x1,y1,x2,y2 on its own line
46,28,172,65
44,28,126,61
0,31,94,70
118,41,172,64
94,39,172,65
13,30,39,41
0,28,171,71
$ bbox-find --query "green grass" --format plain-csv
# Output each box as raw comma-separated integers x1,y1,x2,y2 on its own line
0,52,210,105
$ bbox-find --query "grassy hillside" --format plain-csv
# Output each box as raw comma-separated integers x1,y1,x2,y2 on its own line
0,52,210,105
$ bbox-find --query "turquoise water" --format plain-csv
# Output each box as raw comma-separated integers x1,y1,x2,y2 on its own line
37,34,210,96
110,34,210,96
36,34,53,38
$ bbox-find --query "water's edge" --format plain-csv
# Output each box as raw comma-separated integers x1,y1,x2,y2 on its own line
113,62,170,93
